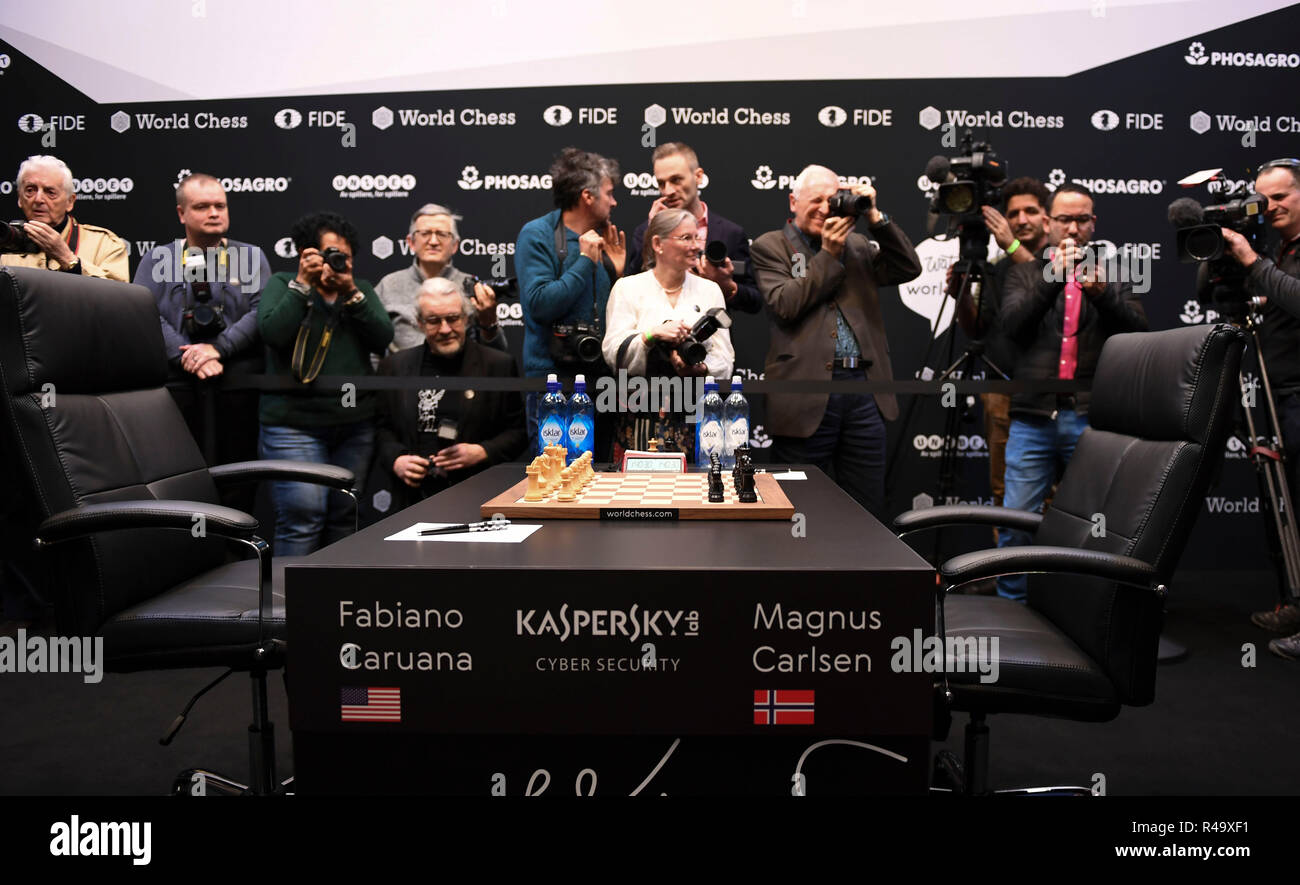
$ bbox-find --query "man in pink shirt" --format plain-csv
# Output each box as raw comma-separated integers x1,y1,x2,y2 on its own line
994,184,1148,601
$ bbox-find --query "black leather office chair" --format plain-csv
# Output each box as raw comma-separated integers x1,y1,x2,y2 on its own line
894,324,1245,795
0,266,354,795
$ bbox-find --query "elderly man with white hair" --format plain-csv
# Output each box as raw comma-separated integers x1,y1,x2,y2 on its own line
374,202,507,358
1,154,128,281
750,164,921,518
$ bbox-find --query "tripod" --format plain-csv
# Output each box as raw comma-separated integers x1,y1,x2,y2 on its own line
1234,300,1300,603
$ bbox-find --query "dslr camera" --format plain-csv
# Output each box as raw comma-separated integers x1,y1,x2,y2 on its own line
550,322,604,368
0,220,41,254
462,275,518,299
658,306,732,366
182,298,226,341
828,190,873,218
320,246,350,273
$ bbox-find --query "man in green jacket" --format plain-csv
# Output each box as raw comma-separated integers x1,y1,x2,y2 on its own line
258,211,394,555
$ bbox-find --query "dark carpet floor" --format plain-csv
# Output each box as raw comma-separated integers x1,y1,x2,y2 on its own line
1,569,1296,796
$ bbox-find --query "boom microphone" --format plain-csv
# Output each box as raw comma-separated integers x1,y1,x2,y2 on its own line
1167,197,1205,228
925,155,951,183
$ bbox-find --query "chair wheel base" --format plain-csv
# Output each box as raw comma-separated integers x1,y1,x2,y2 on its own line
171,769,294,796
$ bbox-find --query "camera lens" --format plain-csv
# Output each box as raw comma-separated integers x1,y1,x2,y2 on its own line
1185,227,1223,262
678,338,707,366
705,241,728,267
576,334,602,364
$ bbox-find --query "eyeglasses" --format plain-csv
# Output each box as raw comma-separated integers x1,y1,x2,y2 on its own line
419,313,466,328
1050,214,1096,226
662,234,697,244
412,229,456,242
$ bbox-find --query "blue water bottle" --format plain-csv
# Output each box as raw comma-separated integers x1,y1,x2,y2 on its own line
696,375,725,468
566,373,595,464
538,373,567,455
723,375,750,469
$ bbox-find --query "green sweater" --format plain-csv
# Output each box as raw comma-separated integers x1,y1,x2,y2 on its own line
258,271,395,427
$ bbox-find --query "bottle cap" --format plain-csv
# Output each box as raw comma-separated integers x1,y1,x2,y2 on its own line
731,375,742,387
547,373,558,383
705,375,715,384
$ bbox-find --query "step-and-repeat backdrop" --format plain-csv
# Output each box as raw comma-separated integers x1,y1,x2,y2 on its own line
3,3,1297,568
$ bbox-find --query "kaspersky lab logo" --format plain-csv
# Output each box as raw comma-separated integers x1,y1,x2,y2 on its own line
1186,41,1209,65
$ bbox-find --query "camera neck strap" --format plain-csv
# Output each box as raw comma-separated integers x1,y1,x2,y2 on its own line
554,213,606,327
290,298,344,384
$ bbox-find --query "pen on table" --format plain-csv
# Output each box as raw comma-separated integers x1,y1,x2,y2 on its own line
419,520,511,536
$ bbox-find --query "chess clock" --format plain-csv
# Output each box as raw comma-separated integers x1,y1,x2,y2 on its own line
620,450,688,474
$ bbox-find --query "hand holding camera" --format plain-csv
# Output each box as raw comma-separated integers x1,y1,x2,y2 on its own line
318,246,354,297
295,247,324,290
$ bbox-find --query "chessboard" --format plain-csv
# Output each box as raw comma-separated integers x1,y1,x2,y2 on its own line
481,470,796,520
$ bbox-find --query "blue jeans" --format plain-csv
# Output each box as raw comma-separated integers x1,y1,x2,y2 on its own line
771,367,886,519
259,421,374,557
996,410,1088,601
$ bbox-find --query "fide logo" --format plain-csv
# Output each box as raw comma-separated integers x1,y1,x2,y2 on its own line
818,105,848,127
751,165,777,190
275,108,303,129
458,166,483,190
1091,109,1120,131
274,237,297,259
1185,41,1209,65
543,105,573,126
18,113,43,133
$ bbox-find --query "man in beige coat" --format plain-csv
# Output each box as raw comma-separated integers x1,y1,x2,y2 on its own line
1,155,128,281
751,164,921,517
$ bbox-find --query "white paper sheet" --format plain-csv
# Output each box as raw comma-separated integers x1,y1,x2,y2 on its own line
384,522,544,543
770,471,807,480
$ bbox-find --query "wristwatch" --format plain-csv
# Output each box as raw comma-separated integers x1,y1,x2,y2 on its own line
288,279,311,297
63,257,82,275
869,212,892,229
344,289,366,307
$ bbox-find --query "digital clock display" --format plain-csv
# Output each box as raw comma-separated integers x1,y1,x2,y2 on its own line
621,451,687,473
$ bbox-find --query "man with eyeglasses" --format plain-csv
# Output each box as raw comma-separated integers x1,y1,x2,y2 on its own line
374,277,526,508
1220,158,1300,656
375,203,507,359
994,182,1147,602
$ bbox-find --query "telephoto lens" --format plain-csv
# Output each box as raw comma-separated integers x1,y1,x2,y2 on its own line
705,240,728,267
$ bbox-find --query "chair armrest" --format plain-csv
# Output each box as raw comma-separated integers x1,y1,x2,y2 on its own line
209,459,355,490
35,500,257,546
894,505,1043,536
940,545,1159,589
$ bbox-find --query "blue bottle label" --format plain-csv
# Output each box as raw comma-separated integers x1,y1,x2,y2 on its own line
540,417,565,446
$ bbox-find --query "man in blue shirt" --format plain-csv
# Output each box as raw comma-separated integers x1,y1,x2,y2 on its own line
515,147,625,453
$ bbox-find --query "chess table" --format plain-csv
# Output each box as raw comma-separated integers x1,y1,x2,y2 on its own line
286,464,934,796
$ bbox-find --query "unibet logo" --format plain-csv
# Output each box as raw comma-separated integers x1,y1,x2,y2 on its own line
1185,41,1209,65
818,105,847,127
544,105,573,126
274,237,297,259
275,108,302,129
912,433,987,456
332,173,417,196
18,114,43,133
73,177,134,195
1091,109,1120,131
1190,111,1211,134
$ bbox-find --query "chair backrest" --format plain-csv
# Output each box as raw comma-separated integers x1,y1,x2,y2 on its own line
1030,323,1245,704
0,267,226,635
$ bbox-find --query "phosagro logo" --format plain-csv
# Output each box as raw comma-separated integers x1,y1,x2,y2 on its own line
544,105,573,126
752,165,778,190
333,173,416,199
457,166,551,191
72,177,134,201
177,168,289,194
1186,40,1300,68
275,108,302,129
1051,167,1164,195
1179,299,1221,325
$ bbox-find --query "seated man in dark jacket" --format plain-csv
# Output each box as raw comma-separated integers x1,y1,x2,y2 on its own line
995,183,1148,601
373,277,526,515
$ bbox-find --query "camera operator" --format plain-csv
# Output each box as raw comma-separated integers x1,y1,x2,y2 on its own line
132,173,270,508
257,211,394,556
624,142,762,314
375,203,507,359
1,155,128,281
947,177,1053,510
1222,158,1300,655
751,164,922,518
995,183,1147,601
515,147,625,454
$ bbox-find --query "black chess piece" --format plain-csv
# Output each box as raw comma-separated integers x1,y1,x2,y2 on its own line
738,464,757,503
708,463,725,503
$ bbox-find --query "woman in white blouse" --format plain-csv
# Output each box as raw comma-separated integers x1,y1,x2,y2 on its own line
602,208,735,460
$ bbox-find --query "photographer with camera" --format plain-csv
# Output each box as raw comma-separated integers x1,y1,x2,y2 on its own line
375,203,508,359
1214,158,1300,656
515,147,625,454
1,155,128,282
752,164,921,518
603,208,735,460
257,211,394,555
945,177,1053,509
371,277,526,517
623,142,762,315
994,183,1147,601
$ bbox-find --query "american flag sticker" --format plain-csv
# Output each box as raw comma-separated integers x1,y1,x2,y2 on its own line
341,687,401,722
753,689,815,725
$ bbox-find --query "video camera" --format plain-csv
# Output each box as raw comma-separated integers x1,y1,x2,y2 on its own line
925,131,1007,221
1168,169,1269,315
0,220,41,254
657,306,731,367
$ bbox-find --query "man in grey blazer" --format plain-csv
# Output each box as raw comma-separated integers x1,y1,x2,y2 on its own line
751,165,921,517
